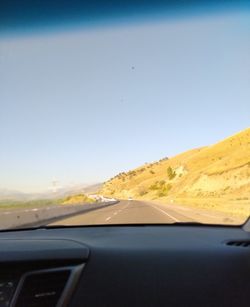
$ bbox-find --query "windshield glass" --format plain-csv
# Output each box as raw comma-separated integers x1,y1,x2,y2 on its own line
1,1,250,229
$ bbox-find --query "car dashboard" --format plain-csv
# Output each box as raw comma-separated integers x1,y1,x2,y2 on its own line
0,224,250,307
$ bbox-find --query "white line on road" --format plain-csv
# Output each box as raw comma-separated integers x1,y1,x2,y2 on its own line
105,216,111,221
151,205,180,222
122,203,130,210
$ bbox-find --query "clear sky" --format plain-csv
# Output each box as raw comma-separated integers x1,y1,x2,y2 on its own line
0,9,250,193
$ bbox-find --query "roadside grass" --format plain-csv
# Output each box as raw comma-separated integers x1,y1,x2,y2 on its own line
159,197,250,219
0,199,63,211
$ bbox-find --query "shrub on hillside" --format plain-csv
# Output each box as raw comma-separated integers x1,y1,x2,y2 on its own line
167,166,176,180
157,191,166,197
149,181,172,197
159,180,165,186
149,181,159,190
138,186,148,196
159,157,169,162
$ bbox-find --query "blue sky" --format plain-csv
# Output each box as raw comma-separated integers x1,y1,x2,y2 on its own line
0,9,250,193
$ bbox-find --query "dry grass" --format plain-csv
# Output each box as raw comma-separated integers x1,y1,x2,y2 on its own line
62,194,95,205
169,197,250,218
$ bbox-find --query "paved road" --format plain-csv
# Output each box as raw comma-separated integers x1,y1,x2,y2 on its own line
0,201,117,230
50,200,242,226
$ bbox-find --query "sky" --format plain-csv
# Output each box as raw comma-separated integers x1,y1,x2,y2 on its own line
0,9,250,193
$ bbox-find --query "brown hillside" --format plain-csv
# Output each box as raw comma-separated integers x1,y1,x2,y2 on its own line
100,128,250,216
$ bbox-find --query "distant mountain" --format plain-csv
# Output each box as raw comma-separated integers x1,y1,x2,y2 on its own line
45,183,103,199
0,188,29,201
100,128,250,215
0,183,103,201
81,183,103,194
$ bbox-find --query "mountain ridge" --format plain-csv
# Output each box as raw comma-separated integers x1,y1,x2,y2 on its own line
0,183,102,201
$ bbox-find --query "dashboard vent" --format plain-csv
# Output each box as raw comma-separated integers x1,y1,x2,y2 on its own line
226,240,250,248
13,268,71,307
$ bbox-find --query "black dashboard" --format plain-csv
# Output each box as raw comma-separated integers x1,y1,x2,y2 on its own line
0,224,250,307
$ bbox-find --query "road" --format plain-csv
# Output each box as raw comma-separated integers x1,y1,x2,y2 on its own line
0,201,120,230
50,200,242,226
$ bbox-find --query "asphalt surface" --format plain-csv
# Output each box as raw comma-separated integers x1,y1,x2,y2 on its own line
50,200,243,226
0,201,117,230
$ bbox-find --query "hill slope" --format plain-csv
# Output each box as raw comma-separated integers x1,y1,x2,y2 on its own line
100,128,250,215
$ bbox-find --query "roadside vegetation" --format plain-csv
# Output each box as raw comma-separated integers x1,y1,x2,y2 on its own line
0,193,95,211
149,181,172,198
0,199,62,211
62,194,95,204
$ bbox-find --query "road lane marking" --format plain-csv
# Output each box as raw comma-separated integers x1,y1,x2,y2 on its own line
117,201,131,212
105,217,111,221
151,205,180,222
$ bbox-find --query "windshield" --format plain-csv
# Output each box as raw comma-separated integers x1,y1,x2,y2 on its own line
0,1,250,229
